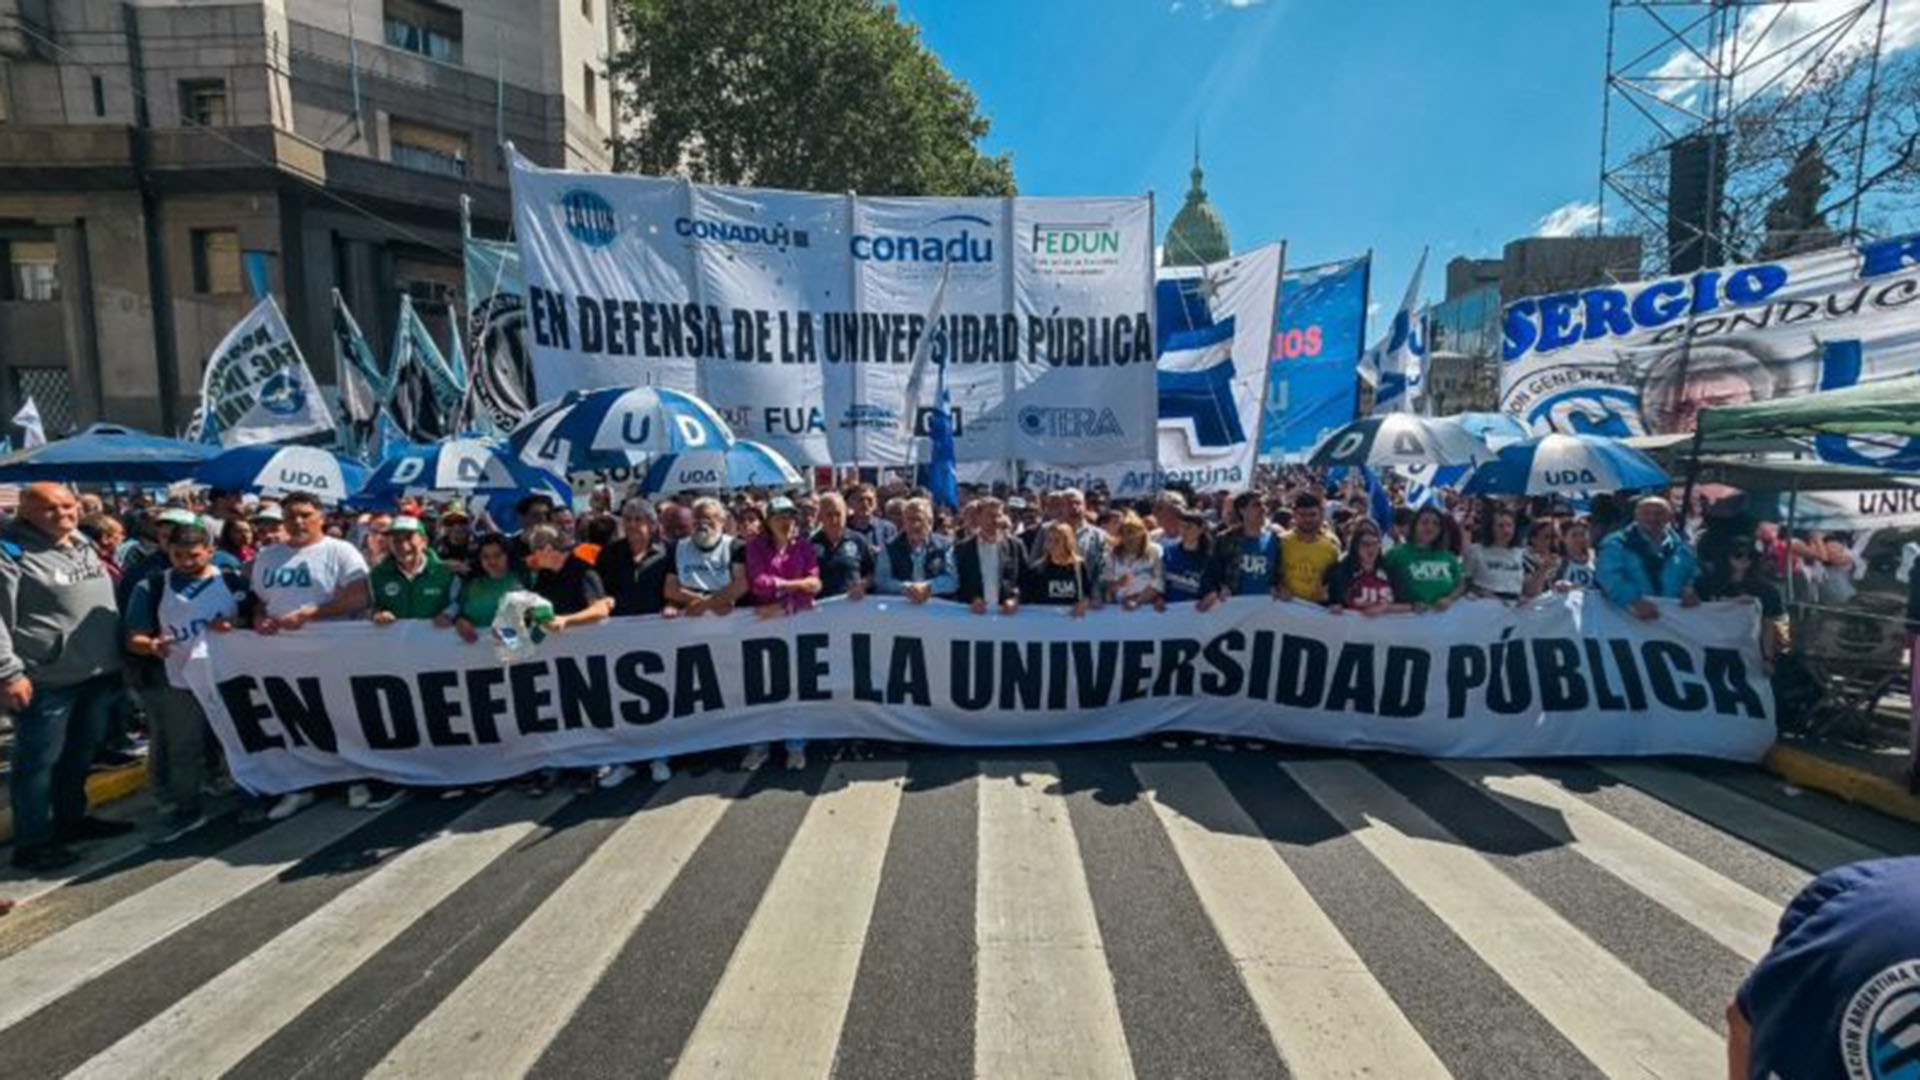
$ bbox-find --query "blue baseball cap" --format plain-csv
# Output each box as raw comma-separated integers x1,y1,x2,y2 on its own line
1738,857,1920,1080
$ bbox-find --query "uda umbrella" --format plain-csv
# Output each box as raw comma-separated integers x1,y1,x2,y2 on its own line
191,444,368,503
1462,433,1670,499
0,424,218,484
1308,414,1487,470
641,439,804,495
352,439,571,508
507,386,734,474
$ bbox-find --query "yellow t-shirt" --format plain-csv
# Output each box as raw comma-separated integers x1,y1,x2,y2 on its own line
1280,528,1342,601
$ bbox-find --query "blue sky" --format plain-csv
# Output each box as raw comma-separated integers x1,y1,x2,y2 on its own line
899,0,1920,329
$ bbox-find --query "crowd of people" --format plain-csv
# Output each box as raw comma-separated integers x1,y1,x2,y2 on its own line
0,468,1789,871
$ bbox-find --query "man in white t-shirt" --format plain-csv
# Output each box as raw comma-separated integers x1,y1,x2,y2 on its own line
248,491,378,819
251,492,371,631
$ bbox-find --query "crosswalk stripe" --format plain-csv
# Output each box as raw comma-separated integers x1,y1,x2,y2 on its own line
1441,761,1780,963
976,761,1134,1080
1600,761,1884,871
0,801,377,1031
369,772,747,1079
671,762,906,1079
1284,760,1724,1079
1134,762,1452,1078
67,792,562,1080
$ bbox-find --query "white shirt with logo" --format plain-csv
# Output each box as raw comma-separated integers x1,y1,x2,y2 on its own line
251,537,369,618
157,572,244,681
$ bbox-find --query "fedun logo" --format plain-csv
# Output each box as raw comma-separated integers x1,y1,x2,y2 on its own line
851,214,994,264
1031,222,1119,256
560,188,618,248
1019,406,1124,439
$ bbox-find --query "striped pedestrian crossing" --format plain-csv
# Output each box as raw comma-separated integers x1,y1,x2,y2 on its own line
0,747,1910,1080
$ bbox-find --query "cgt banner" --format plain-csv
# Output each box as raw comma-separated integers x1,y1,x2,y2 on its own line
183,593,1774,794
509,149,1157,468
1501,232,1920,438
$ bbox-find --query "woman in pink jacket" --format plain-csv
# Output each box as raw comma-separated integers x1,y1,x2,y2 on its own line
740,496,821,770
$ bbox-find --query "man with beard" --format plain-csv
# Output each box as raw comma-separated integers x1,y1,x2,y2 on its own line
665,497,745,615
875,497,955,603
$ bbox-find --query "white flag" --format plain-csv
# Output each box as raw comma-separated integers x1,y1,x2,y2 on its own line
12,397,45,448
197,296,335,446
1365,248,1428,415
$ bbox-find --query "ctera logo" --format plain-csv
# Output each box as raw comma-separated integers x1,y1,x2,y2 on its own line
1019,405,1124,440
1031,222,1120,256
559,188,618,247
851,214,994,264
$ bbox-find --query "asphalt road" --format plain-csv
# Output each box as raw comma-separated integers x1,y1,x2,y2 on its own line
1,738,1915,1079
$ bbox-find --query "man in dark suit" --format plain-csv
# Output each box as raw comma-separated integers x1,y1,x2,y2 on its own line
953,497,1022,615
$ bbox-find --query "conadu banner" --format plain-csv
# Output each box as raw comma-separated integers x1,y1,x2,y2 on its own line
509,149,1157,468
183,594,1775,794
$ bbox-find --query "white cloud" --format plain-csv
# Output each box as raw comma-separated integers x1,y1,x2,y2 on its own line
1650,0,1920,107
1535,200,1602,238
1170,0,1268,15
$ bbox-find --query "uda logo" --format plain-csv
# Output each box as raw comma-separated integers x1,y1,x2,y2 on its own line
559,188,618,248
258,369,305,417
1544,468,1600,485
1842,959,1920,1079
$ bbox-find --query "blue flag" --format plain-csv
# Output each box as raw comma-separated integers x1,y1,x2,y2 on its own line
928,349,959,508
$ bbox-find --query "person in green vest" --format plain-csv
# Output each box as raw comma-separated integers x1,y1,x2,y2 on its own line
449,533,525,642
1383,505,1467,612
369,516,457,625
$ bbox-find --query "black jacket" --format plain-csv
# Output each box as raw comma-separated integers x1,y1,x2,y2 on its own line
954,537,1024,605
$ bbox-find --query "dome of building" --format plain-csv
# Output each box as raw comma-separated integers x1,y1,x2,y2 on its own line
1162,145,1229,267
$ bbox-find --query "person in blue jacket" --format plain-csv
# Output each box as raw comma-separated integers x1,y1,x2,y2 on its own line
1596,495,1699,619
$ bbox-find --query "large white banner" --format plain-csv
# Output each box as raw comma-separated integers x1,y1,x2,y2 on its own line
1021,244,1283,496
195,296,334,447
1501,232,1920,439
509,150,1157,467
183,593,1774,794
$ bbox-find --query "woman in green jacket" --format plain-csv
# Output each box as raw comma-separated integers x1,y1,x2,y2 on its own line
451,534,526,642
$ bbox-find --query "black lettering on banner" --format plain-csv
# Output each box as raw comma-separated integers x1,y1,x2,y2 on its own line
1447,645,1486,720
1153,638,1201,698
1608,639,1650,710
419,670,472,746
1276,635,1327,709
511,661,558,734
887,638,931,706
266,676,338,751
1000,641,1045,710
744,639,793,706
1531,638,1589,713
952,642,993,712
1379,647,1428,718
1119,640,1155,703
1199,631,1245,697
795,633,831,702
852,633,883,703
353,676,420,750
1642,641,1707,711
217,676,285,753
1248,630,1276,704
674,645,725,717
1584,638,1627,710
556,655,614,730
1703,647,1767,718
577,295,605,354
1071,641,1119,709
466,667,508,743
613,650,670,725
1047,641,1071,709
1487,633,1532,715
1325,643,1375,714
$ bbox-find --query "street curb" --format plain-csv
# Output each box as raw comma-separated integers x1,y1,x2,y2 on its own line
0,761,147,846
1764,745,1920,828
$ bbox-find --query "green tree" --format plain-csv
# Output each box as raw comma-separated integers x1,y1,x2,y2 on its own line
608,0,1015,196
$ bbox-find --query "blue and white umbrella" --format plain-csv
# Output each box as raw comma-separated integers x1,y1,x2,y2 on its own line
1463,433,1669,498
352,439,571,508
191,444,368,503
642,439,803,495
1455,411,1530,451
508,386,734,474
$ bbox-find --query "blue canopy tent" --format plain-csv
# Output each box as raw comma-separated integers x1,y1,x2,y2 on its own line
0,424,219,484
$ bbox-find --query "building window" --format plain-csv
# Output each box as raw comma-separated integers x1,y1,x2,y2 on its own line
179,78,228,127
390,118,468,178
90,75,105,118
3,240,58,302
384,0,462,64
191,229,242,294
0,62,12,123
13,368,73,437
583,65,596,120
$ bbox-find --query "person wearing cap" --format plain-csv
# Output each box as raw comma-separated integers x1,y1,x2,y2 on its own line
737,496,820,772
1732,857,1920,1079
433,503,476,575
253,503,287,547
117,507,195,611
370,516,457,625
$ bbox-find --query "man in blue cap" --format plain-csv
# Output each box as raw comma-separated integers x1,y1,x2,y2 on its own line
1733,856,1920,1079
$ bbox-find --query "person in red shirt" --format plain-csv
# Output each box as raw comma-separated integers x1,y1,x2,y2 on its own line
1326,521,1409,616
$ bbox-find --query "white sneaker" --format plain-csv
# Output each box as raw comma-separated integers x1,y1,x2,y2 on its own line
347,783,372,810
786,747,807,771
267,791,316,821
649,759,672,783
362,785,405,811
597,764,637,790
740,743,770,772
